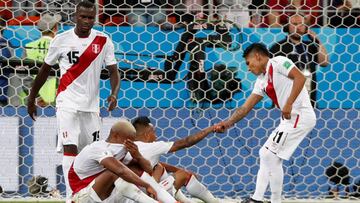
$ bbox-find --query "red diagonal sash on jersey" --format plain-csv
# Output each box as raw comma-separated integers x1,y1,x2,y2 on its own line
265,64,280,108
57,36,107,96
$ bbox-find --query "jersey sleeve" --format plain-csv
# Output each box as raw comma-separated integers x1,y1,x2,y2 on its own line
152,141,174,155
252,78,265,97
91,147,114,163
122,152,133,165
274,56,295,76
104,37,117,66
44,37,60,66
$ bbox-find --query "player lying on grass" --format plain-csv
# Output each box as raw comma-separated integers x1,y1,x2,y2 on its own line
68,119,158,203
122,116,220,203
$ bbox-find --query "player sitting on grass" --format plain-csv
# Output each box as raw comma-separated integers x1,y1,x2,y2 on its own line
124,116,220,203
118,137,179,203
68,119,158,203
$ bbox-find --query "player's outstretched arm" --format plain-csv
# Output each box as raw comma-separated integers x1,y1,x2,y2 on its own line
282,67,306,119
125,139,153,175
106,64,120,111
169,126,215,153
215,93,263,133
100,156,157,199
27,63,52,120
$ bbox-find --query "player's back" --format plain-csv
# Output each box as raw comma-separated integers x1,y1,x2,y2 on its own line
73,140,128,179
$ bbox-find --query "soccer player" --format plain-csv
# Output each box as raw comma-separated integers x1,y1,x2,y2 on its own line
214,43,316,203
27,1,120,201
124,116,220,203
69,119,158,203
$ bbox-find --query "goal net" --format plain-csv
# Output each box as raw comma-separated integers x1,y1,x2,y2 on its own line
0,0,359,201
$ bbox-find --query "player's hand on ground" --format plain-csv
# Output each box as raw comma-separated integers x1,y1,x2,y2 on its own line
107,95,117,111
124,139,141,159
146,185,158,200
27,99,37,121
282,103,292,119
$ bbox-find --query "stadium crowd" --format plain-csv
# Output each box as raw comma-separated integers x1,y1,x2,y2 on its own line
0,0,359,27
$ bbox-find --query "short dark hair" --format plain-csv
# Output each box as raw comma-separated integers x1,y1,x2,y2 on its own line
76,1,95,12
242,43,270,58
132,116,151,129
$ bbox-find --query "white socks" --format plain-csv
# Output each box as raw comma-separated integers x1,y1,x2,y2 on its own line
175,189,196,203
141,172,178,203
62,155,75,201
252,147,283,203
185,175,220,203
114,178,158,203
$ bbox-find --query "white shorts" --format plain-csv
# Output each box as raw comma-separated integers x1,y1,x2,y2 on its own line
72,180,101,203
263,108,316,160
56,108,101,153
72,180,117,203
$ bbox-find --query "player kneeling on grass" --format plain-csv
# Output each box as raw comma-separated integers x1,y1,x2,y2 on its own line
123,116,220,203
68,119,158,203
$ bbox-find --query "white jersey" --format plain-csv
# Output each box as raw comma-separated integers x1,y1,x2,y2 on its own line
252,56,313,113
45,28,117,112
69,140,130,194
124,141,174,168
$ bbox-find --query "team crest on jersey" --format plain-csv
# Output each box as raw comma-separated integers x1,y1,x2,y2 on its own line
92,44,101,54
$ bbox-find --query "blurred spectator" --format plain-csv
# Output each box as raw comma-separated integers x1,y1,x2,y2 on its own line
0,0,13,20
12,0,38,17
126,0,168,26
42,0,80,23
327,0,360,27
216,0,251,27
101,0,128,25
173,0,207,24
0,19,14,107
269,13,329,107
267,0,321,27
249,0,268,27
24,13,61,107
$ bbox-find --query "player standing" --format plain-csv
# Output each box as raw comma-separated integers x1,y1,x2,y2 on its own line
69,119,157,203
27,1,120,201
214,43,316,203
